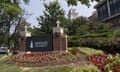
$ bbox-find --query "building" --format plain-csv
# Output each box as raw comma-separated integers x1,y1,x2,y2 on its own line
94,0,120,27
88,11,98,21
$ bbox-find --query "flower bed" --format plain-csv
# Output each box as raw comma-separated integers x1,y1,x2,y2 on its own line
11,52,79,67
87,54,109,71
87,54,120,72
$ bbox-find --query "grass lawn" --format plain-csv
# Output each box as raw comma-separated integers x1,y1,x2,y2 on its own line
0,47,102,72
0,56,21,72
22,65,72,72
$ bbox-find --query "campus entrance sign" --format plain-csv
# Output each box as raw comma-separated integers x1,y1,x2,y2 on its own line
26,35,53,51
19,21,67,52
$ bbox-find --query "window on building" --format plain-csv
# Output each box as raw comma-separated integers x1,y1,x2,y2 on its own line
113,0,117,3
103,4,105,10
109,0,113,5
116,0,119,2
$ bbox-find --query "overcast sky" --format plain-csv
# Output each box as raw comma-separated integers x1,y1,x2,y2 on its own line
20,0,97,27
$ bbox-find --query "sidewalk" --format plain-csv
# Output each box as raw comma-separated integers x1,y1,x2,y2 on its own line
0,55,7,60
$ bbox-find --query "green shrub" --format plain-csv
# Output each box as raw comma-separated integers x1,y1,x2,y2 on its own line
68,38,120,53
105,54,120,72
74,64,100,72
69,47,104,55
68,39,79,47
113,29,120,37
80,33,108,38
68,47,81,55
78,47,104,55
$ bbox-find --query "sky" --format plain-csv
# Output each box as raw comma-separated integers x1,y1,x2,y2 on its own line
20,0,97,27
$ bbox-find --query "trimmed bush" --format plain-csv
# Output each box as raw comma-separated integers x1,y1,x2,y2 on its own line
68,47,104,55
68,38,120,53
80,33,108,38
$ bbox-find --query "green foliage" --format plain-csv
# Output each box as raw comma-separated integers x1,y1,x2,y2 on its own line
66,0,100,6
76,25,89,35
1,3,22,17
31,26,44,36
74,64,100,72
105,54,120,72
68,37,80,47
68,16,88,35
88,22,113,33
78,47,103,55
80,33,108,38
69,47,104,55
0,0,30,46
113,29,120,37
68,37,120,53
67,16,113,37
68,47,81,55
36,1,65,35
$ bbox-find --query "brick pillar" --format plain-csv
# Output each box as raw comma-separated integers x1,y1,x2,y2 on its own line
53,33,61,51
52,22,68,52
53,32,67,52
62,35,67,51
19,38,26,51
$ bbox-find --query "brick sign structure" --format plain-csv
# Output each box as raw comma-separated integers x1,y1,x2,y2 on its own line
19,21,67,52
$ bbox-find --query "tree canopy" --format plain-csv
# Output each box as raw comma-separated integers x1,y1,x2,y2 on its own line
35,1,66,35
41,0,100,6
0,0,30,47
67,0,99,6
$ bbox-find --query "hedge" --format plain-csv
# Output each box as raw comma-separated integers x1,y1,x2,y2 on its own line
68,37,120,53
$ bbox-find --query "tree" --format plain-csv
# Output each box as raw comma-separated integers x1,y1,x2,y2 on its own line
67,0,100,6
37,1,66,35
0,0,30,47
67,16,113,37
14,18,32,48
67,16,88,35
88,21,113,33
41,0,100,6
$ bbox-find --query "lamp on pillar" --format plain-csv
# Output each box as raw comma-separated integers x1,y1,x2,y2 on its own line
20,25,31,37
25,25,28,32
56,20,60,28
53,20,63,36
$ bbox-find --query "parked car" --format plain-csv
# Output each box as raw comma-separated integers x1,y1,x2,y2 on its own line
9,47,18,54
0,47,8,53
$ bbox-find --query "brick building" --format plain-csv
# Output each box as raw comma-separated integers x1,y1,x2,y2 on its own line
94,0,120,27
